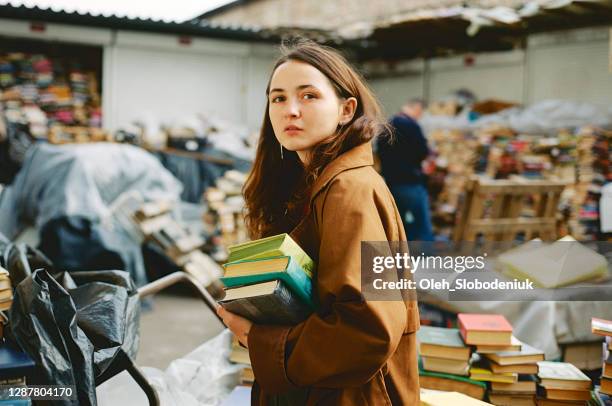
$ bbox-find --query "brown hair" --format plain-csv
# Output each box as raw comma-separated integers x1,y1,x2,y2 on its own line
243,38,386,239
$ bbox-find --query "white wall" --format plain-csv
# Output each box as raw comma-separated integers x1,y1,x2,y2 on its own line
0,18,278,133
526,28,612,106
368,27,612,110
428,50,525,104
371,71,425,117
105,31,278,132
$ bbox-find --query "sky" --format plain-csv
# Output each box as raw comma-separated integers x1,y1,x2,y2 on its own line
0,0,235,23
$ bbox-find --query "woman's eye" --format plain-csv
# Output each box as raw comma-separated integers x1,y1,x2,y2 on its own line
271,96,284,103
303,93,316,100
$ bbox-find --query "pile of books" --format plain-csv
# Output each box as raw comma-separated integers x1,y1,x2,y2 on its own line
536,361,592,405
229,335,254,386
592,317,612,403
132,200,223,288
458,313,544,406
203,170,249,259
417,325,487,400
221,233,315,386
218,233,314,325
0,52,102,132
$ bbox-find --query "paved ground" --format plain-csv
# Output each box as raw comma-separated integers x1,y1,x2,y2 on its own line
136,288,225,370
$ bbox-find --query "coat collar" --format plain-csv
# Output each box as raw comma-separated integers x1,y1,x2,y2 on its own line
310,141,374,201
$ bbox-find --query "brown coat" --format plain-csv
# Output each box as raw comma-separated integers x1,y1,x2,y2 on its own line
247,141,420,405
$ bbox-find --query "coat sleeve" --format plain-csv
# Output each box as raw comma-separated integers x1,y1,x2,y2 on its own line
248,176,408,393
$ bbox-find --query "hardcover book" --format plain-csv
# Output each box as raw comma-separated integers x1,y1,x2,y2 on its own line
417,326,471,361
537,361,592,390
219,279,312,325
458,313,513,345
491,375,537,393
227,233,314,277
418,361,487,400
484,342,545,366
421,356,470,376
221,256,313,308
469,366,517,383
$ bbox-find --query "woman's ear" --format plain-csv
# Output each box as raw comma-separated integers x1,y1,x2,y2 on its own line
339,97,358,125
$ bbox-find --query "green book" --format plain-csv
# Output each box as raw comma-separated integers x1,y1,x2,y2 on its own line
221,256,314,309
227,233,314,277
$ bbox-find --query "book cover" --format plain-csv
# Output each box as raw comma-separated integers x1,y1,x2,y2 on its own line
227,233,315,277
484,343,545,366
537,361,592,390
498,240,608,288
221,256,313,309
458,313,512,345
418,326,467,348
219,280,312,325
417,326,471,361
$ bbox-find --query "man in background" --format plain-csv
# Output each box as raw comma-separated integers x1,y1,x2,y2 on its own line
377,98,434,241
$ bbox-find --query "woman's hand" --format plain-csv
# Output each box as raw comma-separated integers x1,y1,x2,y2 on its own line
217,306,253,347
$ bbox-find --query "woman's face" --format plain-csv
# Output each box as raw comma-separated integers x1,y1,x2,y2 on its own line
268,60,356,164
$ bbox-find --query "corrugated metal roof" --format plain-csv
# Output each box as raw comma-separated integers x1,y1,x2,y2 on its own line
0,2,275,42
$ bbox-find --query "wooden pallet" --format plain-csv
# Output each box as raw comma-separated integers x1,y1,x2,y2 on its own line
453,176,568,242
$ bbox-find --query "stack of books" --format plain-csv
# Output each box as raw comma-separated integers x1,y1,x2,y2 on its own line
228,335,254,386
592,318,612,400
418,325,487,400
218,233,315,325
536,361,592,405
220,234,315,387
482,342,543,406
132,200,223,288
459,313,544,406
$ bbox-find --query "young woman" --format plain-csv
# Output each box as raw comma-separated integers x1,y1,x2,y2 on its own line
217,39,420,405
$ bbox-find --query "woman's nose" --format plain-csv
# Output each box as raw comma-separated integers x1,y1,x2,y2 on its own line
285,99,300,118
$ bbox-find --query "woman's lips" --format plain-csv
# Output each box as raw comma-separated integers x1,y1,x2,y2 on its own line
284,126,303,135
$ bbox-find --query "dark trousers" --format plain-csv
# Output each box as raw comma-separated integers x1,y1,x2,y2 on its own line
390,184,434,241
